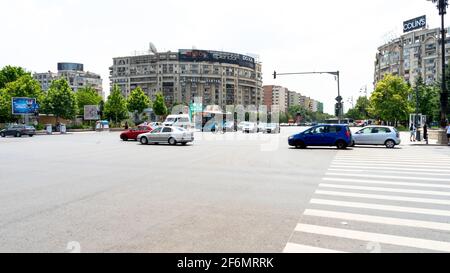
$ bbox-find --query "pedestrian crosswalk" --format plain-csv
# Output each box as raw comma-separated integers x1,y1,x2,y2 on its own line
283,148,450,253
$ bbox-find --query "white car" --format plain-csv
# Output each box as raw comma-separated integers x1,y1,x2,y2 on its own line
352,126,401,148
263,123,280,134
241,122,257,133
138,126,194,146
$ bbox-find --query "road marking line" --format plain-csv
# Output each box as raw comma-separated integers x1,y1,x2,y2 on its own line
310,199,450,217
334,158,450,162
332,162,450,168
320,183,450,197
328,167,450,174
283,243,345,253
315,190,450,206
295,224,450,252
323,177,450,189
304,209,450,231
326,173,450,182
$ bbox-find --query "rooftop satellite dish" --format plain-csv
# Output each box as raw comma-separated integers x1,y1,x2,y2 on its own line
149,42,158,54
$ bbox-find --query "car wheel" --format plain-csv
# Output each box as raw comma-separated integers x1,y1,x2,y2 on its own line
0,132,5,137
140,137,148,145
122,136,128,141
29,135,33,137
295,141,306,149
385,139,396,149
349,140,355,147
336,140,347,150
168,138,177,146
181,142,187,146
15,132,21,138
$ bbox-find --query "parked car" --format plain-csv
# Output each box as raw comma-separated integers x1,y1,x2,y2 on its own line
288,124,352,149
138,126,194,146
351,126,401,148
120,125,154,141
257,122,267,132
263,123,281,134
0,125,36,138
242,122,257,133
163,114,191,129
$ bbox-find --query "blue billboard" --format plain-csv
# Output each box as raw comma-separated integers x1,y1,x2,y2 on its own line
12,97,39,115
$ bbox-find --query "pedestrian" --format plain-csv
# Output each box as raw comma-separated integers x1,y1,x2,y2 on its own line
423,124,428,145
410,123,416,142
447,123,450,144
124,121,129,130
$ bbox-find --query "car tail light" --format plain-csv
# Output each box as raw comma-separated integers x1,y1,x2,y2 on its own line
345,130,351,138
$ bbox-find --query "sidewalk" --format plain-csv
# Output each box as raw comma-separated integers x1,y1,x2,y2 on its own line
399,131,448,147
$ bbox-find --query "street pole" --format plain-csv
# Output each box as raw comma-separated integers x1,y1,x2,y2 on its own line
440,6,449,129
415,84,422,141
429,0,449,143
273,70,342,122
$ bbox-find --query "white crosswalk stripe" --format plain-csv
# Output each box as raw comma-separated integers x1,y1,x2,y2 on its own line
284,148,450,253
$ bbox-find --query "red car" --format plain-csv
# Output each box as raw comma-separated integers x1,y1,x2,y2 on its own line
120,125,153,141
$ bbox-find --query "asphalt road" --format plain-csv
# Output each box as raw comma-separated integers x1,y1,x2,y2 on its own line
0,127,449,253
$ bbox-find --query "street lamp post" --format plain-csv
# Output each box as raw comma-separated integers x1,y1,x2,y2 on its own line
429,0,449,131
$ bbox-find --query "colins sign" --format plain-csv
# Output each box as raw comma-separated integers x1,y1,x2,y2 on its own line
403,15,426,33
179,50,256,69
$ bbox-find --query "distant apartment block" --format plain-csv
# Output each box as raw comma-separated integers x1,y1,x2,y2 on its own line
110,48,263,108
264,85,323,113
374,26,450,86
34,62,103,98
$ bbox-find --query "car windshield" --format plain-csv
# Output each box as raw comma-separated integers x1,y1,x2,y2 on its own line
166,118,176,122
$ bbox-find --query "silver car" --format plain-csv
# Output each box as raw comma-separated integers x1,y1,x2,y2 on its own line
352,126,401,148
138,126,194,146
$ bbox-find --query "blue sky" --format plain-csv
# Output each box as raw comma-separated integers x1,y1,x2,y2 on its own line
0,0,442,114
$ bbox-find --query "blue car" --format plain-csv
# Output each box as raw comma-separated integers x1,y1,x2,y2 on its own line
288,124,353,149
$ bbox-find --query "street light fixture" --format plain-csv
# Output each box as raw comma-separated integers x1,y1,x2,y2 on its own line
428,0,449,129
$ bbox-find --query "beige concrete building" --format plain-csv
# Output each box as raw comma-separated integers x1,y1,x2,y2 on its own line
374,26,450,86
34,63,103,98
110,48,263,108
263,85,288,113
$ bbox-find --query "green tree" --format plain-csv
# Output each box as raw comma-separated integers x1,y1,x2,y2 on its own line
104,85,128,125
75,86,103,116
42,78,78,121
369,74,413,126
0,66,29,89
0,74,44,122
412,77,440,123
345,96,370,120
153,92,168,120
127,87,151,114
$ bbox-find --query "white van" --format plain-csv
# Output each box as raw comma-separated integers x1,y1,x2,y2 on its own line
163,114,192,129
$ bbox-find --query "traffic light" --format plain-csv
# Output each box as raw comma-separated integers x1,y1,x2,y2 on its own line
335,103,341,117
273,71,277,79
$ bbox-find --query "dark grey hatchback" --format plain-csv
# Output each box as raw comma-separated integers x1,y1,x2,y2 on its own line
0,125,36,138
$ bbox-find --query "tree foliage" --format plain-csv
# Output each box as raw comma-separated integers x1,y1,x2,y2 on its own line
345,96,370,120
0,74,44,122
369,74,413,124
0,65,29,89
412,77,440,123
42,78,78,120
153,92,168,118
75,86,102,116
104,85,128,124
127,87,151,114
